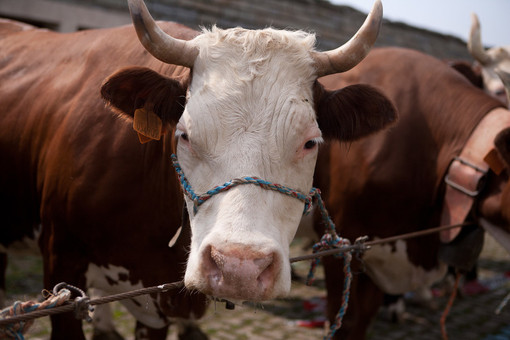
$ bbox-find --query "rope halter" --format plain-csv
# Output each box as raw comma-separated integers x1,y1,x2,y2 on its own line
170,153,365,340
171,154,315,215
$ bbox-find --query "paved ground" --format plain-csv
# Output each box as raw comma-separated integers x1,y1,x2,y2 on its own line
4,234,510,339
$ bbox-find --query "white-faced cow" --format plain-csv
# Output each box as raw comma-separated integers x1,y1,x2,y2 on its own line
117,0,396,304
0,0,397,338
468,13,510,107
314,47,510,339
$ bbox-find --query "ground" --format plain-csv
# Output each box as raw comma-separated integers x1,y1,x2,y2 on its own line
3,235,510,339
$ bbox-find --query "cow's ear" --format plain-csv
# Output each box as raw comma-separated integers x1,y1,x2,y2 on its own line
449,61,484,88
314,82,397,141
101,66,187,126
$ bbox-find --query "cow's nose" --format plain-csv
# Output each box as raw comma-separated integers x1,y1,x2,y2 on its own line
202,244,277,301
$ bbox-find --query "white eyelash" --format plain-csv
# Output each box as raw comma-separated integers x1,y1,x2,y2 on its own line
175,129,186,138
311,137,324,145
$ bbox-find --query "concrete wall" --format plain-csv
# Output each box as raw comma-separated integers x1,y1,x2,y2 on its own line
0,0,473,60
0,0,130,31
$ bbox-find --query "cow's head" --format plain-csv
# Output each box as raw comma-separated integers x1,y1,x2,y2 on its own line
468,13,510,107
101,0,396,301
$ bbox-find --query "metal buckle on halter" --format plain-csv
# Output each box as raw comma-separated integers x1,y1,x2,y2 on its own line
444,156,488,197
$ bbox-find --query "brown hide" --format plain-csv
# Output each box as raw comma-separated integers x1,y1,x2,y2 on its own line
316,47,505,339
0,20,206,339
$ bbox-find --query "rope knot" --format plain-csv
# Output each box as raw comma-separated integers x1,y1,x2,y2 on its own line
306,233,351,286
52,282,94,322
314,233,351,252
303,187,320,215
0,285,72,339
303,188,365,340
305,231,354,340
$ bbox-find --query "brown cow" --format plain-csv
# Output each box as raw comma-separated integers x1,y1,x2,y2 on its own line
0,0,397,338
0,18,208,340
315,47,509,339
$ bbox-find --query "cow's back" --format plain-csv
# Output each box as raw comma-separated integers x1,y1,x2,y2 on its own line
0,19,37,39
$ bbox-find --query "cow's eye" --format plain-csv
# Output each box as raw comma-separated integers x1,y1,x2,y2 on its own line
176,128,189,142
496,89,506,97
304,140,317,149
304,137,323,150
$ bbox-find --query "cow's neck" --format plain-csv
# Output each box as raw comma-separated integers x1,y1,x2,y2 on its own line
440,107,510,242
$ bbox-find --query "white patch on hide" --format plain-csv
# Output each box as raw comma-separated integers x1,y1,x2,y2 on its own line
89,288,117,333
85,263,166,329
362,239,447,295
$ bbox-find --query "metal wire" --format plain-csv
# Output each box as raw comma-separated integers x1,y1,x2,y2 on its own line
0,221,473,328
289,222,472,263
0,281,184,327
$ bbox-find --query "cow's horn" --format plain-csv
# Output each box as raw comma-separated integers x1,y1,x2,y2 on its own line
467,13,492,65
312,0,383,77
127,0,198,67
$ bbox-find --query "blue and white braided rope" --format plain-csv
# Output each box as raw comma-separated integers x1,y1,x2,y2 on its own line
171,154,314,214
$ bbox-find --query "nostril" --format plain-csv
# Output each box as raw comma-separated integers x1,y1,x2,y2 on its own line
254,255,273,272
199,245,281,300
255,253,275,285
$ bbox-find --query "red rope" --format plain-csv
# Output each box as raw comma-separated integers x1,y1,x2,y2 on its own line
440,272,461,340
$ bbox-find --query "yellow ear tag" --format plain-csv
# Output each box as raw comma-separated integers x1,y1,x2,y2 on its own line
484,148,505,175
133,108,162,142
137,132,153,144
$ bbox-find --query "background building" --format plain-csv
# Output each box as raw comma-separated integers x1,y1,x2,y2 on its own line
0,0,472,60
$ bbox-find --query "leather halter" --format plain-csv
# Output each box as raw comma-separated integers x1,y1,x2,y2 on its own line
440,107,510,243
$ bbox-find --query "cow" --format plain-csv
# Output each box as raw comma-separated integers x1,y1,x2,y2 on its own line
0,17,208,340
0,0,397,338
314,47,510,339
468,13,510,107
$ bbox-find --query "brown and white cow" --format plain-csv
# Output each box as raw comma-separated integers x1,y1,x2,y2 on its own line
315,47,510,339
0,17,208,340
468,13,510,107
0,0,397,338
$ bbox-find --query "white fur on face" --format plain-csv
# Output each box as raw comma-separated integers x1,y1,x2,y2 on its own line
178,27,322,300
481,46,510,106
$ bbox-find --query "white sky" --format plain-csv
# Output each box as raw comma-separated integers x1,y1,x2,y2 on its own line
331,0,510,47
